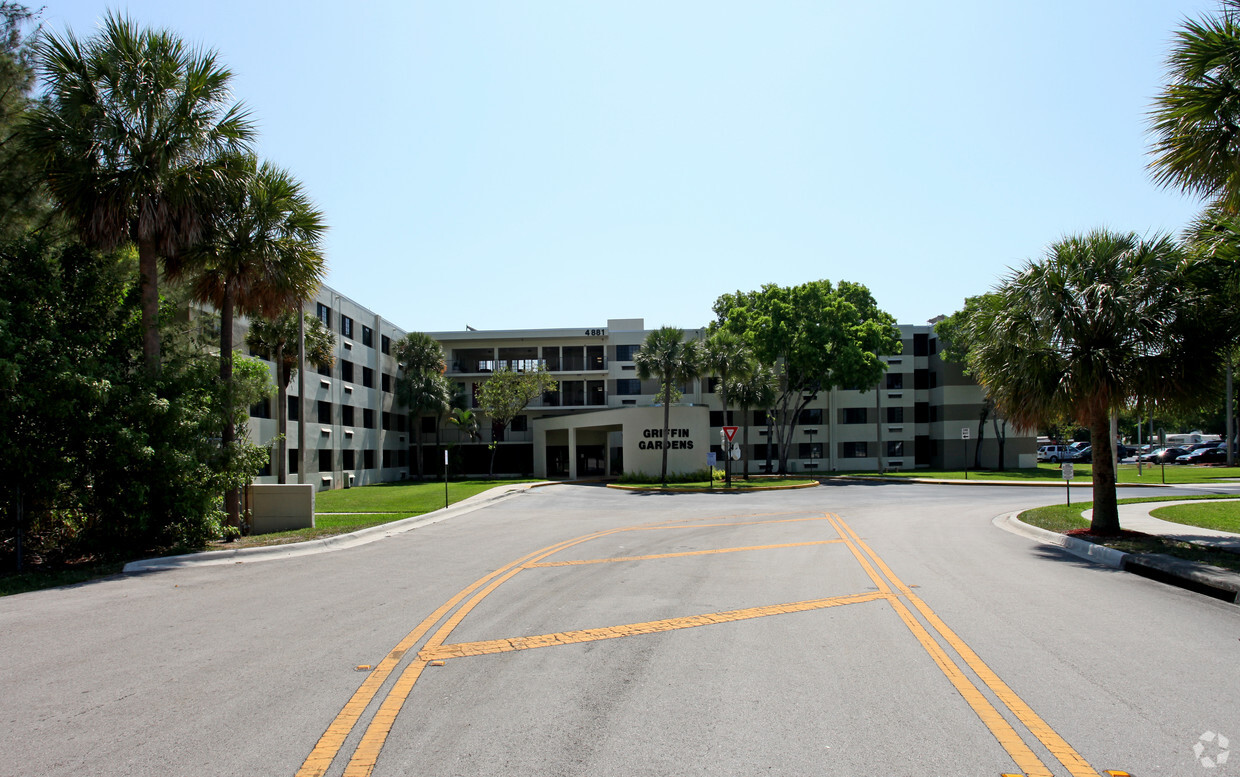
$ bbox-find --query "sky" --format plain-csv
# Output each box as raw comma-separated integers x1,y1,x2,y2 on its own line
33,1,1221,333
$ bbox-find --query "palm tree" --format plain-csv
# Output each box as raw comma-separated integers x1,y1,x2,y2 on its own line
702,330,754,488
728,365,779,480
393,333,450,479
21,12,254,374
245,312,336,483
634,326,702,487
967,230,1223,534
1149,1,1240,212
171,157,325,526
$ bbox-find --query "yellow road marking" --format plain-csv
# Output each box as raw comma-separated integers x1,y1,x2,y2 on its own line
420,592,889,660
295,527,628,777
527,539,845,567
828,513,1101,777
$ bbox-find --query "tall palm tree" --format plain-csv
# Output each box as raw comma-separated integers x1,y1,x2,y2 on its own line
245,312,336,483
728,365,779,480
634,326,702,487
967,230,1222,534
702,330,754,488
1149,1,1240,212
21,12,254,374
175,158,325,525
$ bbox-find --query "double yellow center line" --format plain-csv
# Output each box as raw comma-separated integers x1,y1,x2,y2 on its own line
297,511,1110,777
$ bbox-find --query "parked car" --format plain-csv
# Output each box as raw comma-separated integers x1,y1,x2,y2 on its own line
1177,447,1228,464
1138,447,1188,464
1037,445,1073,463
1066,446,1092,463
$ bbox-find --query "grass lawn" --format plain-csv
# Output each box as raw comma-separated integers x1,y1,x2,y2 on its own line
847,463,1240,485
1150,500,1240,533
314,478,538,513
1018,496,1240,574
611,478,817,490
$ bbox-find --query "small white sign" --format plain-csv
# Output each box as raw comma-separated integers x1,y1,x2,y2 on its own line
961,428,970,440
707,452,717,468
1062,463,1074,480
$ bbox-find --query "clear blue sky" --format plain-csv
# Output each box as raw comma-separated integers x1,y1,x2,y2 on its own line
37,1,1217,332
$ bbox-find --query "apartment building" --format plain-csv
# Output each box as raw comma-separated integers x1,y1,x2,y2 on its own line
244,289,1037,489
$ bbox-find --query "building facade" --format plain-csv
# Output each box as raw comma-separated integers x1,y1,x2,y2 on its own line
243,289,1036,489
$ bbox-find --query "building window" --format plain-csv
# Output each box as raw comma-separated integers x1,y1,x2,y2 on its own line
398,449,408,467
250,398,271,419
753,410,769,426
362,366,374,388
798,442,823,459
886,373,904,390
340,315,353,339
915,402,930,424
887,406,904,424
421,416,436,433
382,449,392,468
799,408,823,425
841,441,868,458
341,405,355,427
705,377,720,394
364,449,376,469
363,408,375,429
709,410,736,426
381,334,391,355
615,344,639,361
382,411,392,431
887,441,905,457
396,414,407,432
316,302,331,327
616,378,642,395
914,369,930,390
511,415,528,432
342,449,355,470
287,396,299,421
914,333,929,357
362,325,374,348
318,449,332,472
341,360,354,382
841,407,867,424
318,362,331,377
318,400,332,424
382,373,392,392
288,448,298,474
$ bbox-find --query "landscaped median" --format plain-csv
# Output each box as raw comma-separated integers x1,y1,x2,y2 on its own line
837,463,1240,486
1011,496,1240,603
606,478,819,493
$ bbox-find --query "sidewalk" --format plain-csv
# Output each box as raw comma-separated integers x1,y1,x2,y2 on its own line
1085,499,1240,552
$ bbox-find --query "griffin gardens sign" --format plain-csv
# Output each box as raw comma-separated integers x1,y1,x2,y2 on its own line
638,427,695,450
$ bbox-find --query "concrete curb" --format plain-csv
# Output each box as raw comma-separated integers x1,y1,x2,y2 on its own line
994,511,1240,604
605,481,819,494
122,482,554,573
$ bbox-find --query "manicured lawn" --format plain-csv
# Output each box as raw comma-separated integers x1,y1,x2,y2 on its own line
314,479,538,514
611,478,817,490
210,513,412,549
1150,500,1240,533
848,463,1240,485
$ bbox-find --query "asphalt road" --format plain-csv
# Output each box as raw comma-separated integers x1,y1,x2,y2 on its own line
2,481,1239,777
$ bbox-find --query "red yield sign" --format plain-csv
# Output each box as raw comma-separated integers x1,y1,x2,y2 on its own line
722,426,739,443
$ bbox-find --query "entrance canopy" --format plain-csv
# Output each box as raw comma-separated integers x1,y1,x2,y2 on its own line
533,405,710,480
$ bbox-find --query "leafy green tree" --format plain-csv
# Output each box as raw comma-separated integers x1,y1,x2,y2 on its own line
392,332,450,479
966,230,1226,534
476,366,558,478
21,12,254,374
702,329,754,487
727,364,779,479
713,280,900,473
172,157,325,524
0,3,52,241
634,326,702,487
245,311,336,483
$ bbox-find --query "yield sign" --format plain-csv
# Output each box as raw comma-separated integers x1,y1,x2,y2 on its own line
722,426,739,443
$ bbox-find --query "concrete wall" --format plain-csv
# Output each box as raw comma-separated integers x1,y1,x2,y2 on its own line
247,483,315,534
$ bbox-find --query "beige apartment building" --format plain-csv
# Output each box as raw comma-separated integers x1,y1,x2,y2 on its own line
244,288,1037,489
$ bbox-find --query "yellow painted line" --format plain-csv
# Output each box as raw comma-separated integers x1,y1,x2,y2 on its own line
526,539,846,567
829,514,1102,777
296,527,627,777
628,515,835,531
420,592,890,660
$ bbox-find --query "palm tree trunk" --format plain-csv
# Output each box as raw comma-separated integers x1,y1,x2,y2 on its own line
720,380,731,488
661,378,671,487
1088,413,1120,534
220,285,241,528
138,240,161,376
974,404,989,470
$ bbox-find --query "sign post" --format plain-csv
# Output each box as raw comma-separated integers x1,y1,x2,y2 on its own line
444,449,449,509
961,427,970,480
722,426,739,488
1062,462,1074,505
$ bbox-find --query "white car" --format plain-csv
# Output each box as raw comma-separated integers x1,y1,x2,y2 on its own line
1037,445,1072,463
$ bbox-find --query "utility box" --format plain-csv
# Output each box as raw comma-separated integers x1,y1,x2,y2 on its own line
246,484,315,535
